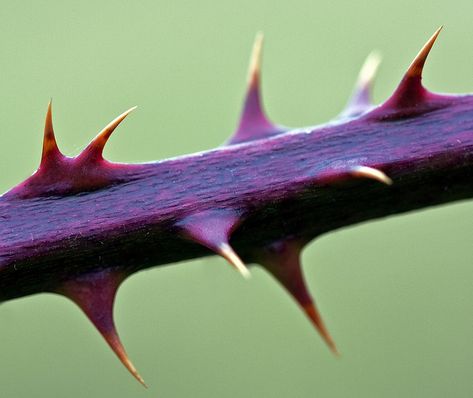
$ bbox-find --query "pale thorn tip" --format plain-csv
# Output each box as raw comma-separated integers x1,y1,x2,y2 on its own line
350,166,393,185
247,32,264,86
357,51,382,89
406,26,443,78
219,243,251,279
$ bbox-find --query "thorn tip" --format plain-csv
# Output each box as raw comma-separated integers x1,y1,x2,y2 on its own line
247,32,264,87
81,106,137,160
350,166,393,185
219,243,251,279
406,26,443,79
41,99,63,164
357,51,382,89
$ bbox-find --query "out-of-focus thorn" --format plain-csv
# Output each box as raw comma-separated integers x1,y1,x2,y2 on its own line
226,33,284,145
56,270,147,388
177,210,251,278
338,52,382,119
219,242,251,279
41,99,64,166
247,31,264,89
350,166,393,185
79,106,137,162
255,239,338,354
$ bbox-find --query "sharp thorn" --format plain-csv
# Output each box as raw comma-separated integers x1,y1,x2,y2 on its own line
41,99,63,165
370,26,444,116
227,32,282,145
57,271,146,387
257,239,338,354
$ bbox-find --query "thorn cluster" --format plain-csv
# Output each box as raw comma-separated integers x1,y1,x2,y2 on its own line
2,27,453,387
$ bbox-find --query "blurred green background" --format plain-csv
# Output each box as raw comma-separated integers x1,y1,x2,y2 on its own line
0,1,472,397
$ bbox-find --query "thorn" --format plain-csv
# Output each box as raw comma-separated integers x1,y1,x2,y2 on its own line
350,166,393,185
256,239,338,354
57,270,147,387
227,33,282,145
41,99,63,165
339,52,382,118
80,106,137,161
177,210,251,278
381,27,443,111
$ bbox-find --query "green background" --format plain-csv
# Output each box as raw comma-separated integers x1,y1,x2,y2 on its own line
0,1,472,397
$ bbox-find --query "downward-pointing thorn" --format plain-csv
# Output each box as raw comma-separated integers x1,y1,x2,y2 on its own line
218,243,251,279
177,210,251,279
57,270,147,387
303,303,339,356
256,239,338,354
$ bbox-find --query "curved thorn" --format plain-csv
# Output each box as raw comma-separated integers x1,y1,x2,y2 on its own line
405,26,443,79
350,166,393,185
81,106,137,161
41,99,63,165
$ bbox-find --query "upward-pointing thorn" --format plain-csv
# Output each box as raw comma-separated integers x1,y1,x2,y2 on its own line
338,52,381,119
247,31,264,90
79,106,137,162
226,33,283,145
381,27,443,111
41,100,64,166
